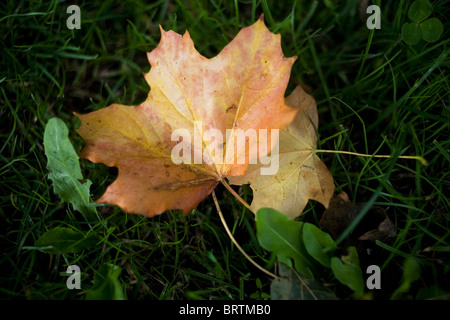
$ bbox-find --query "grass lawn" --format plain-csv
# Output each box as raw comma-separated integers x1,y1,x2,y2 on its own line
1,0,449,300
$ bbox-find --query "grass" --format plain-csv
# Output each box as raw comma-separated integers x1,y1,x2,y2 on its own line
1,0,449,300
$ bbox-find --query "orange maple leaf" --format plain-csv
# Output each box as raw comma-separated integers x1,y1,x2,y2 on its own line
75,17,298,217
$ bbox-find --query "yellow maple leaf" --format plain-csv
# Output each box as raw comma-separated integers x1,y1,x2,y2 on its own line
229,85,335,219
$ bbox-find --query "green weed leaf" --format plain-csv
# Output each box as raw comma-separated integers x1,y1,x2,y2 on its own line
256,208,313,278
331,246,364,297
391,258,422,299
34,227,98,254
420,18,444,42
401,22,421,45
44,118,95,217
85,264,126,300
302,223,337,268
408,0,433,23
271,263,337,300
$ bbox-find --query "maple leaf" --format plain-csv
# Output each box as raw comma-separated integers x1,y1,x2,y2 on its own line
229,85,335,219
75,17,298,217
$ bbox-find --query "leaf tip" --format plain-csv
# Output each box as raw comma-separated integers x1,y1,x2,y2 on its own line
182,29,191,39
419,157,429,166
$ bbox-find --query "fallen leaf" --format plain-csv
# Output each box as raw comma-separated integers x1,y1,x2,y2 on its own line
358,215,397,242
319,192,396,243
318,192,359,240
75,17,298,217
229,85,335,219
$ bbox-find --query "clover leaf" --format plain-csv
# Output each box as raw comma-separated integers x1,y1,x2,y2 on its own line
420,18,444,43
401,0,443,45
402,23,422,45
408,0,433,23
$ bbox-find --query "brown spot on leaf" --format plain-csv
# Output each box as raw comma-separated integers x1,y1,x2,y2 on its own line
226,104,236,113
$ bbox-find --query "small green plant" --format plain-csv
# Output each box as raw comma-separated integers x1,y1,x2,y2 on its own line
401,0,444,45
330,247,365,297
85,264,127,300
31,227,98,254
43,117,96,218
256,208,365,299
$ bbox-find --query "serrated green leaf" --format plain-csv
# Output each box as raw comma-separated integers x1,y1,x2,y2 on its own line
34,227,98,254
402,22,421,45
85,264,126,300
256,208,313,278
408,0,433,23
44,118,96,217
271,263,337,300
302,223,337,268
331,246,364,297
420,18,444,42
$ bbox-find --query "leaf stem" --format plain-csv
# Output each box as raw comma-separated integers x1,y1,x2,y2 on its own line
220,178,254,214
212,190,280,280
314,149,428,166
